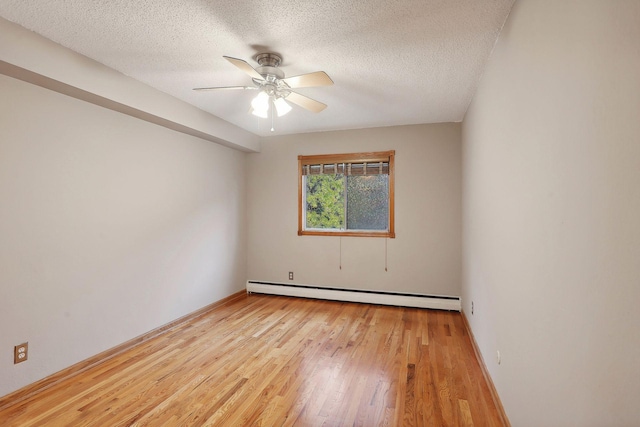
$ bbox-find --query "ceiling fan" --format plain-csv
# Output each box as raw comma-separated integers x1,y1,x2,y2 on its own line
193,53,333,128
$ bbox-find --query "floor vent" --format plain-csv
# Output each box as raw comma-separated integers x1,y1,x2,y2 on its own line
246,281,461,311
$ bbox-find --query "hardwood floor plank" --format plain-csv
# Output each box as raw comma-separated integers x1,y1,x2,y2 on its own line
459,399,475,427
0,294,507,426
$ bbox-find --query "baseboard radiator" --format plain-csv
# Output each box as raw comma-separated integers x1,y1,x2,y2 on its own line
246,281,461,311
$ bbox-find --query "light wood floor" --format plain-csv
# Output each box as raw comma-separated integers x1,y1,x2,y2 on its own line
0,294,504,426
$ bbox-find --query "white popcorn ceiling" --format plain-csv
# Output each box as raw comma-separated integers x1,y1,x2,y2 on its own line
0,0,514,137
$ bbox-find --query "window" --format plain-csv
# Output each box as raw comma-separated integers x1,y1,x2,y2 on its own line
298,151,395,238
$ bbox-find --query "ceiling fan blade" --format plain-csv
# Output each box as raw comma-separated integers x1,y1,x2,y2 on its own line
286,91,327,113
223,56,265,81
193,86,256,91
282,71,333,88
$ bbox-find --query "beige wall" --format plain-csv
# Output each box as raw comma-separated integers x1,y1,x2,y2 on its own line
247,124,462,296
462,1,640,425
0,74,247,397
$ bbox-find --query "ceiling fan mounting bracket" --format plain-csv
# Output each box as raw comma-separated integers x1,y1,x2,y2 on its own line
255,52,282,67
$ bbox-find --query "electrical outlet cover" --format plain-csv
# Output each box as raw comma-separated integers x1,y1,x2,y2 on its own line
14,342,28,364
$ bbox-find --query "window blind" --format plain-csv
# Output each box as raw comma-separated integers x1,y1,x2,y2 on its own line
301,161,390,176
299,151,394,177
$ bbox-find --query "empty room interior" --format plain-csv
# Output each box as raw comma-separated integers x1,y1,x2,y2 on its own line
1,1,639,426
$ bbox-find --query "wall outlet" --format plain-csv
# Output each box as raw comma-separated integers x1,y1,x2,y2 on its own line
471,301,474,315
14,342,28,364
288,271,294,280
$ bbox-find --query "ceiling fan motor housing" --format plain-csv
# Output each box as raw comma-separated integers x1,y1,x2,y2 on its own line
255,53,285,80
256,66,284,80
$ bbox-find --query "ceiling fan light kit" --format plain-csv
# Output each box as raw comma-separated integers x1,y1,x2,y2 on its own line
250,91,270,118
194,52,333,131
273,97,292,116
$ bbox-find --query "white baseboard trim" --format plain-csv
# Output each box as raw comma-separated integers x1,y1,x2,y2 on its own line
246,281,461,311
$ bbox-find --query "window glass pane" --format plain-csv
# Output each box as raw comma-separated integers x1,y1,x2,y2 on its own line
305,174,345,229
346,175,388,230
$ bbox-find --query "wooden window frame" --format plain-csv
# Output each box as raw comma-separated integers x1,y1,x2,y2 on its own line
298,150,395,238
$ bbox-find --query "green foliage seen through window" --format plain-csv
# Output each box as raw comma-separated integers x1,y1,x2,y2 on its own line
305,174,344,229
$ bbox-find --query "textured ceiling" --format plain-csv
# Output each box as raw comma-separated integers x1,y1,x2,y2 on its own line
0,0,513,137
